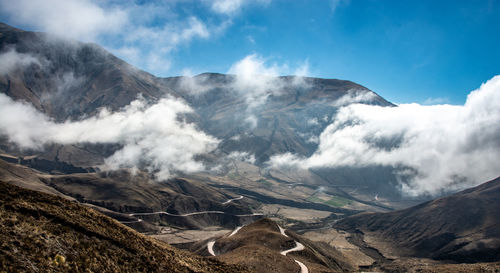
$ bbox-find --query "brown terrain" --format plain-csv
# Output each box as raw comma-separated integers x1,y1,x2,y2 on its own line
1,22,500,273
0,158,261,233
184,218,355,273
333,176,500,272
0,180,249,273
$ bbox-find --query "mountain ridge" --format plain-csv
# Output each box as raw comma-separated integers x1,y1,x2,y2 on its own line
335,176,500,263
0,179,250,272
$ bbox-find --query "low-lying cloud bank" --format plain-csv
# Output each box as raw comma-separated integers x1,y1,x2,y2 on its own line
0,94,219,179
270,75,500,196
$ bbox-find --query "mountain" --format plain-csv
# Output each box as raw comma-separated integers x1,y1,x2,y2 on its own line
0,22,171,121
0,180,249,272
0,22,391,167
0,158,261,233
183,218,355,273
0,22,406,206
335,176,500,263
161,73,393,163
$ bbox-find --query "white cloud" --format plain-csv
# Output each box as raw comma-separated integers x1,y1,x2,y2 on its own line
0,48,43,75
245,115,259,129
111,15,211,75
211,0,245,15
0,0,127,41
330,0,349,13
423,97,450,105
210,0,270,15
331,89,378,107
228,53,282,107
176,73,217,96
228,54,310,109
227,151,256,164
307,118,320,126
269,75,500,196
0,94,219,180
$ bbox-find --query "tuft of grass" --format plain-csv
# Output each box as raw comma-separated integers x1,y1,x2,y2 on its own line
53,254,66,266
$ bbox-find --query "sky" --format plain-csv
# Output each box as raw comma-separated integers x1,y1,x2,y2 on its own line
0,0,500,195
0,0,499,104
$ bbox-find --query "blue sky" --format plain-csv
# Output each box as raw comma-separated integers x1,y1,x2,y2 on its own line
1,0,499,104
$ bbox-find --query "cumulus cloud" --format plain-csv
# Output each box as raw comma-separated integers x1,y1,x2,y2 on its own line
0,48,43,75
269,75,500,196
228,54,309,108
0,94,219,180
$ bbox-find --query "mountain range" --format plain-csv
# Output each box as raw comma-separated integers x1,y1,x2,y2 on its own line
0,22,499,272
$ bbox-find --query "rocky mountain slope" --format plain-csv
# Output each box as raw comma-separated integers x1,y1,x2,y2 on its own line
0,158,262,233
336,176,500,263
0,180,249,273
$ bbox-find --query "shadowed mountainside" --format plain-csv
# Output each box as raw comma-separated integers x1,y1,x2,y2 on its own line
0,180,250,273
336,176,500,263
0,158,260,232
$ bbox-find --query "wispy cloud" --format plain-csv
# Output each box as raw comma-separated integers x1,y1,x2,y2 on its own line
209,0,271,15
0,0,265,76
269,75,500,196
0,47,44,75
423,97,450,105
228,54,310,107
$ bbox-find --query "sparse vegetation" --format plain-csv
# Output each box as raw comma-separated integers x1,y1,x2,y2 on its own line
228,172,242,180
0,180,249,273
256,179,272,188
307,195,352,207
325,196,353,207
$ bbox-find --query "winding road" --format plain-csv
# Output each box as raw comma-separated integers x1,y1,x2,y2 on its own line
222,195,244,204
277,224,309,273
120,195,258,223
205,224,309,273
207,241,216,256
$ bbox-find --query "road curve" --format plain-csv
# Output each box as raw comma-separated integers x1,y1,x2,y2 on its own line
204,223,308,273
280,242,305,256
228,226,243,237
119,219,143,224
222,195,244,204
277,224,309,273
294,260,308,273
207,241,216,256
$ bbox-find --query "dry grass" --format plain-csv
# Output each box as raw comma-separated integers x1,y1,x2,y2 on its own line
0,180,250,273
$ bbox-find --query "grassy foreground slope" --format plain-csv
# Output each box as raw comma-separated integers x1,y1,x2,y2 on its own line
0,180,249,273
